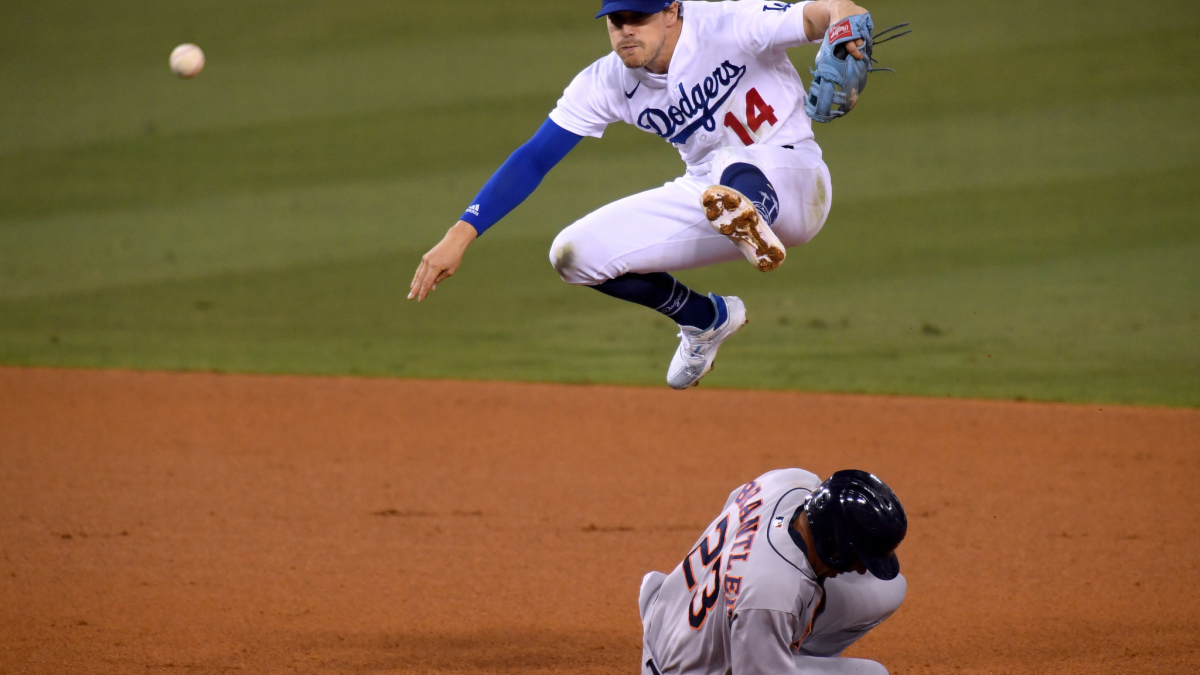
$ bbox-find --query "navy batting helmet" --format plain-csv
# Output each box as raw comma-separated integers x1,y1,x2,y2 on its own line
803,470,907,580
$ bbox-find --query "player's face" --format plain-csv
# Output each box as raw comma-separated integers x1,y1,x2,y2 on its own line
824,559,868,579
607,9,670,70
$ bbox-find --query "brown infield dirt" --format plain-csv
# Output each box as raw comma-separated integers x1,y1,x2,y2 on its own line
1,367,1198,675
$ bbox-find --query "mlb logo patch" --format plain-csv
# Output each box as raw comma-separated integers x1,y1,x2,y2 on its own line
773,515,787,529
828,19,853,43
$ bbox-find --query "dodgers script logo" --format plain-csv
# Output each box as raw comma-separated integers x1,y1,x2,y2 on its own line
637,61,747,145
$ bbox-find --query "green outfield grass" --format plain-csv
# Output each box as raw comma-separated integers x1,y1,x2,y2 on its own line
1,0,1197,406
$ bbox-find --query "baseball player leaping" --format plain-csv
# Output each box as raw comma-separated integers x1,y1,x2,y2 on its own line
638,468,908,675
410,0,876,389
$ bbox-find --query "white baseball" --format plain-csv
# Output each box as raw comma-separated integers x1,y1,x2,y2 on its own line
170,44,205,79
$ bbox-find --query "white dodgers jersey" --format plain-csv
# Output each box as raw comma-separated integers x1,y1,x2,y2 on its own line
639,468,826,675
549,1,818,176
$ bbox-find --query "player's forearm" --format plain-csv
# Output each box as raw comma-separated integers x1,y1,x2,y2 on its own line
802,0,868,42
458,118,583,235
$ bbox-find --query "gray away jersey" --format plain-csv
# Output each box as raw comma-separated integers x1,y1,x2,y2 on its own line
640,468,826,675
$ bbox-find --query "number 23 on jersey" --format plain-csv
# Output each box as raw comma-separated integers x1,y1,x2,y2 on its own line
680,481,766,629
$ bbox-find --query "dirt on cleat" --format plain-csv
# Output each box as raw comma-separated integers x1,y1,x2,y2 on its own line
701,186,786,272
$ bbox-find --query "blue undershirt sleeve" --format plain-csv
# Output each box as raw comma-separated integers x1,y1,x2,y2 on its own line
459,118,584,236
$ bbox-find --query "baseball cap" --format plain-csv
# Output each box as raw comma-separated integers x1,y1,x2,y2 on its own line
595,0,675,19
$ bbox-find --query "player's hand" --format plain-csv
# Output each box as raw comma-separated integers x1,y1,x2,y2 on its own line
830,1,868,59
806,0,868,60
408,221,478,302
844,39,865,61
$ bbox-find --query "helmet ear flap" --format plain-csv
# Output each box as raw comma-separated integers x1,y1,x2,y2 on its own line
803,488,854,572
830,515,858,571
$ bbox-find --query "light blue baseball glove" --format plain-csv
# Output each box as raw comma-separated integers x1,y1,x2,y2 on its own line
804,14,910,123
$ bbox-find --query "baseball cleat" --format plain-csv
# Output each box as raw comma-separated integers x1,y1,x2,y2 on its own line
701,185,785,272
667,294,748,390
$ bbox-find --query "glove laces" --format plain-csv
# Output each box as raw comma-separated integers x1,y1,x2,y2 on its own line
867,22,912,73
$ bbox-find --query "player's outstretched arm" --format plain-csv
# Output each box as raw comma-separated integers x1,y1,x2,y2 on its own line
407,119,582,303
803,0,870,60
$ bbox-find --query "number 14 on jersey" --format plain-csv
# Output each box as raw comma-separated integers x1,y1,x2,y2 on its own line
724,88,778,146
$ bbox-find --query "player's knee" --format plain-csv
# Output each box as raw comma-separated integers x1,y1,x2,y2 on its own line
549,231,582,283
850,659,890,675
794,656,889,675
885,574,907,612
872,573,907,621
549,229,606,285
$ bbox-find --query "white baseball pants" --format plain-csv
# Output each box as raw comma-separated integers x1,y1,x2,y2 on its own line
549,143,833,285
